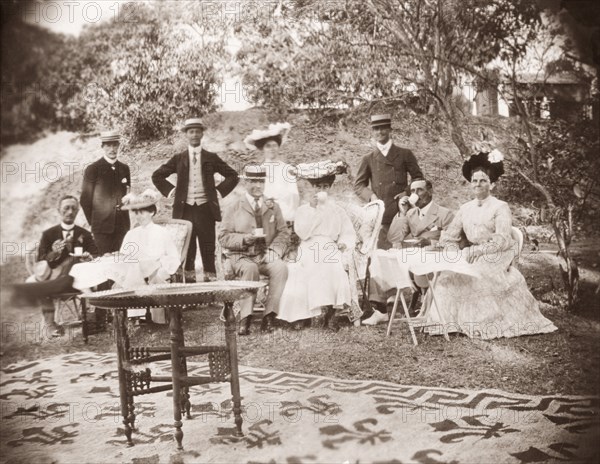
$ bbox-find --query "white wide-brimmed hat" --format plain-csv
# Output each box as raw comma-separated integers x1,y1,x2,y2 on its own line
244,122,291,150
121,189,161,210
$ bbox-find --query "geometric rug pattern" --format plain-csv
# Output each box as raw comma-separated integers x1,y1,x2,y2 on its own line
1,352,598,463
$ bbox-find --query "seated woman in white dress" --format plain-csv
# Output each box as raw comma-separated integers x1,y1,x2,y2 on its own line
244,122,300,225
423,150,558,340
118,190,181,322
71,190,181,323
277,165,356,330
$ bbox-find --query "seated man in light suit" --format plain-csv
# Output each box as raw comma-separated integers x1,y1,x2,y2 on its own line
219,165,290,335
363,179,455,325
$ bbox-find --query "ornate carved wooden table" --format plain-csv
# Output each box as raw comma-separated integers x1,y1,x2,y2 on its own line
81,281,264,450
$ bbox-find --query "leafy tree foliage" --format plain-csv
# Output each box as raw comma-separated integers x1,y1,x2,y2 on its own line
236,0,541,155
1,1,228,144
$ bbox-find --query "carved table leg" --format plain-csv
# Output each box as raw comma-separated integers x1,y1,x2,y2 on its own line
177,314,191,420
224,301,243,437
114,309,134,446
169,308,184,450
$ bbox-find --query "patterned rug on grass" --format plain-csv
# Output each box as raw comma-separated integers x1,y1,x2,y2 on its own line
1,352,598,464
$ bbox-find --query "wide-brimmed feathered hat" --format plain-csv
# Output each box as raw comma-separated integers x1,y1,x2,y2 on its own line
121,189,161,210
296,160,349,185
244,122,291,150
462,148,505,183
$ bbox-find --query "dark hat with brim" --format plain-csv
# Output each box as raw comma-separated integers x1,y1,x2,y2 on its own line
371,114,392,129
462,150,505,183
182,118,205,131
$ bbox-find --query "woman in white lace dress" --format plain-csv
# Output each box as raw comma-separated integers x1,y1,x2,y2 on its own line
423,150,558,340
278,165,356,330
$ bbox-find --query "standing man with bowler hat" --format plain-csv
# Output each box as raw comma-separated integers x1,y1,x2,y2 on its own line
152,118,239,282
354,114,424,250
80,130,131,254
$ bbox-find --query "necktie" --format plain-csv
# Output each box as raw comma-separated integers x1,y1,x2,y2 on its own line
254,198,263,228
193,150,198,164
63,230,74,252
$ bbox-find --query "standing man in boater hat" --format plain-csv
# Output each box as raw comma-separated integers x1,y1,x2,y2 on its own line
80,130,131,254
354,114,424,250
152,118,239,282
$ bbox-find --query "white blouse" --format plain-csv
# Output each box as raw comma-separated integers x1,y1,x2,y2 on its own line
262,161,300,222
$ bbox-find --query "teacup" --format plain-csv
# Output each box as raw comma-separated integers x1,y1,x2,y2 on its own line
408,193,419,206
74,246,83,256
254,228,264,236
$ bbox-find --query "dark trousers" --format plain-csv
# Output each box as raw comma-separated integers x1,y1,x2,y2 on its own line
377,223,392,250
94,227,128,254
182,203,216,278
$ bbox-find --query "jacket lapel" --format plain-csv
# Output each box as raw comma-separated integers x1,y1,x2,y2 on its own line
385,144,401,165
414,203,439,236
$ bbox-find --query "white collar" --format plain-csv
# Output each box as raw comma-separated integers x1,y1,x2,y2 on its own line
245,192,262,208
376,139,392,156
103,155,118,165
61,222,75,231
188,145,202,156
417,201,432,217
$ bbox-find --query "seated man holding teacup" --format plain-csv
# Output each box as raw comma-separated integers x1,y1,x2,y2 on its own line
387,179,454,248
218,165,290,335
363,179,454,326
12,195,99,337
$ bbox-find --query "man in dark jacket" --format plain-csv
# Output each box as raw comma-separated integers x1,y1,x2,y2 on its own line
152,118,239,282
80,130,131,254
354,114,424,249
13,195,98,337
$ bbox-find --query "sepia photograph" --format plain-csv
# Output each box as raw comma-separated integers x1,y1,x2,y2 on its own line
1,1,599,462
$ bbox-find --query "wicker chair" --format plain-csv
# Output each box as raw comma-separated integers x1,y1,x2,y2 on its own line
338,200,385,324
155,219,193,283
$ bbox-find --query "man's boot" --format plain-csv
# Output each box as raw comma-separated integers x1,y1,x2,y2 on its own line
260,313,275,333
322,306,339,331
239,315,253,336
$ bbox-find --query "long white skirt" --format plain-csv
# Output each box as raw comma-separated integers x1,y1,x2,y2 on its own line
278,236,352,322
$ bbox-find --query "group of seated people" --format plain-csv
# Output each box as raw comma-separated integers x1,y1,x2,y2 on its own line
14,120,558,342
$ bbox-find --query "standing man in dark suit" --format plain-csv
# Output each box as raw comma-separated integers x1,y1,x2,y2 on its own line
80,130,131,254
354,114,424,250
152,118,239,282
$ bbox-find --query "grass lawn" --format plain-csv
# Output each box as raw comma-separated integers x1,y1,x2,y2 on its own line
2,293,598,397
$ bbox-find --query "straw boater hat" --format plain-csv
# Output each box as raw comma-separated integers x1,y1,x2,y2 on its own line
244,122,291,150
240,164,267,181
462,149,505,183
370,114,392,129
100,130,120,143
182,118,205,131
121,189,161,210
296,160,349,185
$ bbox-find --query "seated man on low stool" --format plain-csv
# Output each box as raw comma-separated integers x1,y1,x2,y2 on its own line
218,165,290,335
12,195,99,337
363,179,454,325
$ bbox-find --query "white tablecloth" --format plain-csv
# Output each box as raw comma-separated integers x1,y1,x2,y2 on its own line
69,255,161,291
370,247,481,291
